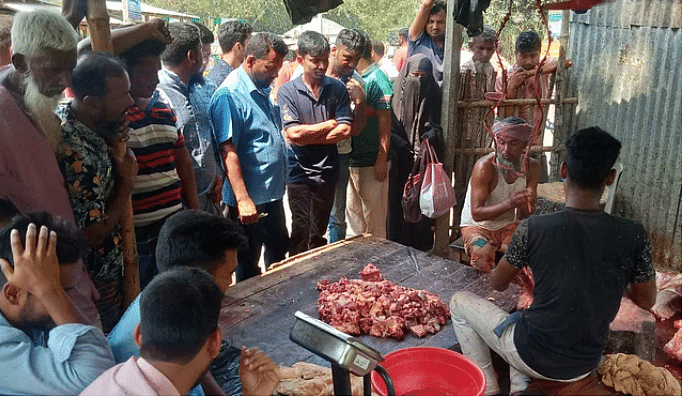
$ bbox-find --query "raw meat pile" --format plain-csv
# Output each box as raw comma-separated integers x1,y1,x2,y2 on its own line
316,264,450,339
664,320,682,362
650,272,682,362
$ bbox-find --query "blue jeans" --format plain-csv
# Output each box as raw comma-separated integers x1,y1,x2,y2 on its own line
328,153,350,243
135,222,162,291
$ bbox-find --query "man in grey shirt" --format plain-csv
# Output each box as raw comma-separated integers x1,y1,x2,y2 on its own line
158,22,224,214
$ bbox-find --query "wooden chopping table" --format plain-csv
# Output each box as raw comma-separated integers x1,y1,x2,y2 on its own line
218,235,518,367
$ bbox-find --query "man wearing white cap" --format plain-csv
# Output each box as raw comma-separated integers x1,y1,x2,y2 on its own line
459,116,541,273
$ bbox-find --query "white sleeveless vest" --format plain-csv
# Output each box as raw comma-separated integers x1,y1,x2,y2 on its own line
461,168,526,230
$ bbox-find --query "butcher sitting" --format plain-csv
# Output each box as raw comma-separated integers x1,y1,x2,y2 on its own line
460,117,540,273
450,127,656,395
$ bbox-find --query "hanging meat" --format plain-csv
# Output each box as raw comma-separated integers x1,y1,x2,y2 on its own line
316,264,450,340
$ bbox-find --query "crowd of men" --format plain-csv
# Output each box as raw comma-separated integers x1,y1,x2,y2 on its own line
0,1,656,396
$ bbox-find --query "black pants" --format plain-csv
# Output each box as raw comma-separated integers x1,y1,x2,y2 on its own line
387,142,434,251
228,199,289,282
287,183,336,256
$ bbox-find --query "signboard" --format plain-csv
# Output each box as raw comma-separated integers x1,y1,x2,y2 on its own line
122,0,142,22
549,11,562,37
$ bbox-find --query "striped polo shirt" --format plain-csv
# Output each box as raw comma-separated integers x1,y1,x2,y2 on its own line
126,90,184,227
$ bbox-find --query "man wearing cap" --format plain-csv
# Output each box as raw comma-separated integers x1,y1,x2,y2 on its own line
459,116,540,273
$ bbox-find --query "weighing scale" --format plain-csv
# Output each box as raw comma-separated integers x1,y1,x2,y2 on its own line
290,311,395,396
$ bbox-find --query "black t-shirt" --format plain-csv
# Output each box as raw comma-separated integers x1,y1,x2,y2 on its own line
504,207,654,380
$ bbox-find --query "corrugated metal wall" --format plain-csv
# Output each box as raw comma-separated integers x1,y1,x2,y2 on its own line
566,0,682,272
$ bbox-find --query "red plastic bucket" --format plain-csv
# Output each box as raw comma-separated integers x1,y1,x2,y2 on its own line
371,347,487,396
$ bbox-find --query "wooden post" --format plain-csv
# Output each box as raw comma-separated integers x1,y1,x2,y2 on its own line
434,0,462,257
86,0,140,308
550,10,571,182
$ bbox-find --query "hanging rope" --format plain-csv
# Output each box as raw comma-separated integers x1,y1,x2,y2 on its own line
483,0,553,180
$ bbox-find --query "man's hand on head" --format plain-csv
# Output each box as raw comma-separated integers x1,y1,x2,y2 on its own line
146,19,173,44
239,347,279,396
0,224,62,298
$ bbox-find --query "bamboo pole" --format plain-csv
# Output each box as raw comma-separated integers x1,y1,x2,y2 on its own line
454,145,560,155
434,1,462,257
456,97,578,108
86,0,139,309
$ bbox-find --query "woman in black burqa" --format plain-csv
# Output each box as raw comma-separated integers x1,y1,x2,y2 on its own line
387,54,443,251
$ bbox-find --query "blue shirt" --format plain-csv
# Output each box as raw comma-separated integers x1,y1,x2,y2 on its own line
0,311,115,395
408,31,445,87
158,68,221,196
107,294,205,396
277,75,353,185
207,59,234,87
211,67,288,206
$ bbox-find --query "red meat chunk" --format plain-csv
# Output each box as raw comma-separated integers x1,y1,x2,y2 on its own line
315,263,451,339
360,263,384,282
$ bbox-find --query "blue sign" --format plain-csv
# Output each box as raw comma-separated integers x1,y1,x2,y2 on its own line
127,0,141,21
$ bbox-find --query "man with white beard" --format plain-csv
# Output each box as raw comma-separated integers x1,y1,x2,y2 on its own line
0,10,100,324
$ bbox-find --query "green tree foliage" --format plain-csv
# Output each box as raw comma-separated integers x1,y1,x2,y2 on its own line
144,0,547,60
323,0,421,42
483,0,547,62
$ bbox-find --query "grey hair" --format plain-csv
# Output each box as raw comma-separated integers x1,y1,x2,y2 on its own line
11,10,77,59
246,32,288,60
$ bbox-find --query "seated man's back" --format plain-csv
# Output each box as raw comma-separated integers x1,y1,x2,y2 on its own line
450,127,656,395
508,208,653,379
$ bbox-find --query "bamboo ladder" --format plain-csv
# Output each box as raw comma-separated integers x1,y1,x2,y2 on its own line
435,11,576,251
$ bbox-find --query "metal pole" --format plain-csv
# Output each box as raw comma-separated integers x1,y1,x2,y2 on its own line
550,10,570,182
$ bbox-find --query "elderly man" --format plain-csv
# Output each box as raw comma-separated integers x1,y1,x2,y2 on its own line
462,26,497,82
210,33,290,282
460,117,540,273
0,14,11,70
0,213,115,395
0,10,99,324
408,0,447,86
450,128,656,395
57,53,137,333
